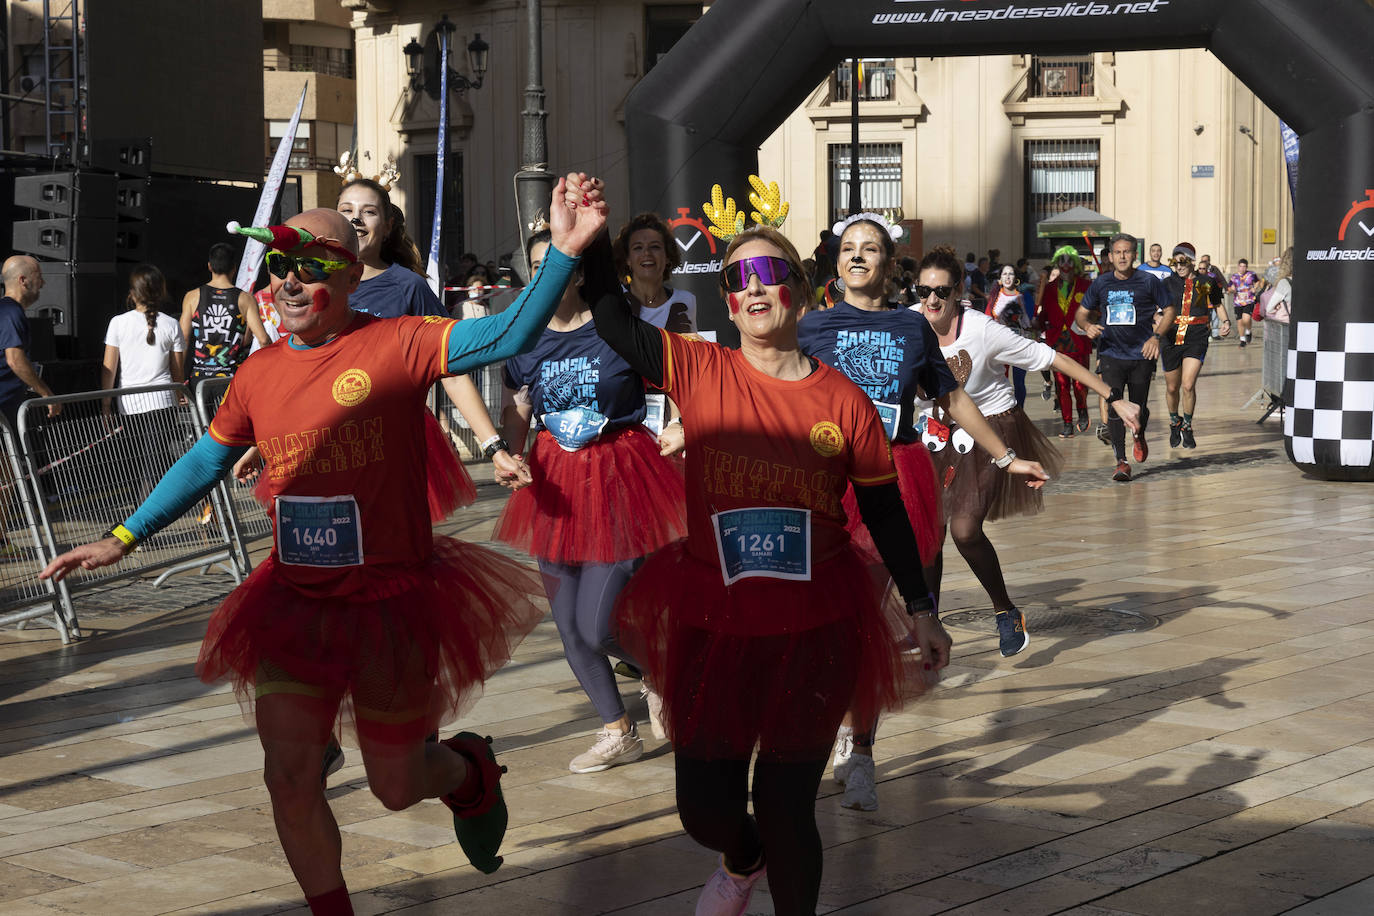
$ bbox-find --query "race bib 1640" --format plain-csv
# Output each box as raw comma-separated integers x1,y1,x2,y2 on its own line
276,495,364,567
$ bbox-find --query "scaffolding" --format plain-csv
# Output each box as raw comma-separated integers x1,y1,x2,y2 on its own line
42,0,82,163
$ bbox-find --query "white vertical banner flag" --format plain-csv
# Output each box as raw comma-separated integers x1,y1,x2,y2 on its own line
426,31,451,295
235,84,308,294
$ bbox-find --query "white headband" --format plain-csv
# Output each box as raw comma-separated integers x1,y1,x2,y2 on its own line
833,211,904,243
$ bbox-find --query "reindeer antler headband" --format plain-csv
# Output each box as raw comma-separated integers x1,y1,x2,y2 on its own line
703,175,792,244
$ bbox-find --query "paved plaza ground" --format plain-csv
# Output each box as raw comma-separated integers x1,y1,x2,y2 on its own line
3,329,1373,915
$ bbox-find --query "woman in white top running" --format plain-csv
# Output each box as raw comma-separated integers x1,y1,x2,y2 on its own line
101,264,187,498
913,246,1141,658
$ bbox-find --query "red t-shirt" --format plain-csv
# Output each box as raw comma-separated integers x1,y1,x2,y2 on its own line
209,312,457,597
658,329,896,566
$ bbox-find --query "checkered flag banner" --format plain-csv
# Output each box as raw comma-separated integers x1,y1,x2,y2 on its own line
1286,321,1374,470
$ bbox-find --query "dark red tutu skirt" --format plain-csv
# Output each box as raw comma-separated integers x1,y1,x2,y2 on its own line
615,541,929,762
196,535,544,748
253,411,476,524
494,426,686,564
842,439,943,566
423,410,478,522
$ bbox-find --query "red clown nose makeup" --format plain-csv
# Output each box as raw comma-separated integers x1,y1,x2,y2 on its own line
311,288,332,313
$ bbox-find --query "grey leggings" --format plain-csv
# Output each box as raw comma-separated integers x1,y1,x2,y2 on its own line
538,557,643,724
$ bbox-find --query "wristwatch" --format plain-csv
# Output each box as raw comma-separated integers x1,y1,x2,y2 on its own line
482,437,511,460
1106,391,1122,406
993,448,1017,469
906,593,937,618
102,524,138,549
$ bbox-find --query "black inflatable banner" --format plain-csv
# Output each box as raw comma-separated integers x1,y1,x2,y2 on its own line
625,0,1374,480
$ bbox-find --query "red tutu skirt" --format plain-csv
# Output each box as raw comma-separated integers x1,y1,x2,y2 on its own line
615,541,929,762
842,439,943,566
494,426,686,564
253,411,476,524
423,410,478,521
196,535,544,748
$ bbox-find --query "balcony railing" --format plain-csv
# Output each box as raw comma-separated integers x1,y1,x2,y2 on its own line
833,59,897,102
1029,57,1095,98
265,154,336,172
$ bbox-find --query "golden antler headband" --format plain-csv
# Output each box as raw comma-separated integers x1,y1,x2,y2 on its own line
703,175,792,244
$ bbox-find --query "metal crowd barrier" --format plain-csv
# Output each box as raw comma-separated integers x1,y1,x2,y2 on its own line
17,384,244,633
193,377,271,573
1243,321,1289,423
0,418,70,642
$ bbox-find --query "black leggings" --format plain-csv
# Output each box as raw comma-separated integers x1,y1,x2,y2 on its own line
675,753,829,916
1099,356,1154,462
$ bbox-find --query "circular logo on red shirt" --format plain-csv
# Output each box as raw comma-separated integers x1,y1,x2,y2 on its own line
809,420,845,458
332,369,372,407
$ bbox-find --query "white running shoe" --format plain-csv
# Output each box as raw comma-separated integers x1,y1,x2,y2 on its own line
568,723,644,773
695,856,766,916
641,684,667,740
831,726,855,785
840,753,878,811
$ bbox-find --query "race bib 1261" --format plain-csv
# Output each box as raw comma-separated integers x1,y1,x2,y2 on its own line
711,507,812,586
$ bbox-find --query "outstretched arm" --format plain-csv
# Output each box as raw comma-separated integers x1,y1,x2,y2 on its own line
40,436,245,581
588,291,666,385
940,387,1050,487
444,175,608,373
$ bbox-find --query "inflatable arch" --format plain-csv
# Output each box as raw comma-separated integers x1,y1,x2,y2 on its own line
625,0,1374,481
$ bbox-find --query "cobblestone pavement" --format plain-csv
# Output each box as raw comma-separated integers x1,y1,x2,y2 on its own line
4,329,1374,915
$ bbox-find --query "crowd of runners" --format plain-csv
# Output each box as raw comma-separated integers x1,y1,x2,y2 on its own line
30,169,1281,916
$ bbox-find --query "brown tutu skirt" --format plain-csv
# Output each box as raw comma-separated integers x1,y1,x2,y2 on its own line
931,407,1063,522
197,536,545,749
615,541,930,762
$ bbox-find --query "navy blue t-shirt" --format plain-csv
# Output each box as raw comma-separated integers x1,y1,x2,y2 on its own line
350,264,447,319
0,296,32,406
1081,270,1176,360
503,318,647,431
797,301,958,442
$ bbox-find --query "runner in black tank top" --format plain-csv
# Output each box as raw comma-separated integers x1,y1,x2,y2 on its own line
188,285,252,381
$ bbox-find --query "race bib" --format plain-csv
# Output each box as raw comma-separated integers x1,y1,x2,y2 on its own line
542,407,609,451
276,495,363,567
711,507,811,586
1106,303,1137,326
872,400,900,441
643,394,666,436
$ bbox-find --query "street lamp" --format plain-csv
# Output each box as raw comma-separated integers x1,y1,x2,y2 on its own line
404,16,489,98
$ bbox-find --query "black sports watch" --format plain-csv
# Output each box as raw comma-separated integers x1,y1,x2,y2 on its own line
482,437,511,460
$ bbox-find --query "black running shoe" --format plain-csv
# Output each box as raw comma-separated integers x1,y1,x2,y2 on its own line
1095,423,1111,446
1169,422,1182,448
1041,382,1053,401
995,609,1029,657
321,736,345,786
1059,421,1075,439
1076,408,1090,432
1181,425,1196,449
1238,339,1247,348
